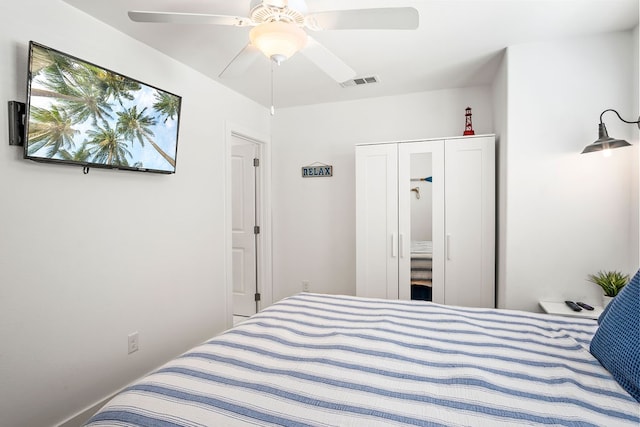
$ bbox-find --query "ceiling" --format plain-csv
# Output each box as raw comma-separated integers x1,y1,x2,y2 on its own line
62,0,639,109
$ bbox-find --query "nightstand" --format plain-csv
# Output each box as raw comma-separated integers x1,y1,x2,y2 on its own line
538,301,604,320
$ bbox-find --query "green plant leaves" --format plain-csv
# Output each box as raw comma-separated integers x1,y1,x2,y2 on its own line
587,270,630,297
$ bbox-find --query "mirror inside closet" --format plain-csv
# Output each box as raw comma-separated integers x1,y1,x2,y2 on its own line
409,153,434,301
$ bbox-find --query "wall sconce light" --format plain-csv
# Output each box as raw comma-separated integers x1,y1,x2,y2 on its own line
581,109,638,156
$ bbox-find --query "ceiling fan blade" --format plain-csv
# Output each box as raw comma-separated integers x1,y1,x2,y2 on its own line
301,36,356,83
219,44,261,78
305,7,418,31
128,10,253,27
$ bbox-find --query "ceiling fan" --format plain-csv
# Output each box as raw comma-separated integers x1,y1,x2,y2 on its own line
129,0,419,83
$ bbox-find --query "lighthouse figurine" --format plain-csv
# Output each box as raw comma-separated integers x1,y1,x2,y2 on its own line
463,107,475,136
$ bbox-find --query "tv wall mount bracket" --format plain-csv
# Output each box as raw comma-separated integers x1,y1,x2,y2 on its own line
8,101,25,146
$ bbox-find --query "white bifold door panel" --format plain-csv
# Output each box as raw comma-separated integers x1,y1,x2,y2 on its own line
355,144,398,299
355,135,495,308
444,137,495,308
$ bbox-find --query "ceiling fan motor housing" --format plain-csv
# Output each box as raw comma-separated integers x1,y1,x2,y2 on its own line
250,0,307,24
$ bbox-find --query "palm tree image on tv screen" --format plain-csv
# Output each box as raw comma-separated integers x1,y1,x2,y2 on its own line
25,42,181,173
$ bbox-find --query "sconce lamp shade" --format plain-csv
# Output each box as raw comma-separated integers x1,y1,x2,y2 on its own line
250,21,307,63
581,122,632,154
582,109,638,154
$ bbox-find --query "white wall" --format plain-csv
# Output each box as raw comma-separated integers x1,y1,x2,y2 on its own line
502,31,637,311
491,50,509,308
634,23,640,268
0,1,270,426
271,87,493,300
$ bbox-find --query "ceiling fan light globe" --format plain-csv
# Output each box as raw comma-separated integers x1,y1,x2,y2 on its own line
250,21,307,61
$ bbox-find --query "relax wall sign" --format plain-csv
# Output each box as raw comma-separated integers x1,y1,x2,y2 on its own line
301,164,333,178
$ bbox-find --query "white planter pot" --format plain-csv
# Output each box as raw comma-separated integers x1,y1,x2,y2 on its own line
602,295,614,308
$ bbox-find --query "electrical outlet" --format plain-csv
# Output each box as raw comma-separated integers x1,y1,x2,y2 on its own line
127,332,139,354
302,280,310,292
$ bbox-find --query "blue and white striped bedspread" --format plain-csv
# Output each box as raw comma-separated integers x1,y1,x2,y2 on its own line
85,293,640,426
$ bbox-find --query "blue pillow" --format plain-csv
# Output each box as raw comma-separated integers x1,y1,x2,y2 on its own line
597,296,612,325
590,269,640,402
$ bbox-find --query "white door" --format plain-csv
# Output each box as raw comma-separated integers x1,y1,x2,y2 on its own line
398,141,445,303
232,137,259,317
444,136,495,308
355,144,399,299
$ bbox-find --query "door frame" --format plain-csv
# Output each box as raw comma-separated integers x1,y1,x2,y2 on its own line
225,122,272,330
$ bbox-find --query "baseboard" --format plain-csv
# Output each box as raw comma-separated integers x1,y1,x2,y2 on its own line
56,392,117,427
56,344,208,426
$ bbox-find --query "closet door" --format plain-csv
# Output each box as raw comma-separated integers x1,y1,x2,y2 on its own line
398,141,445,303
356,144,399,299
444,136,495,308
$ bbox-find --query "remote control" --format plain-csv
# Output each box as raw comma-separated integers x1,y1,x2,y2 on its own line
564,301,582,311
576,302,594,311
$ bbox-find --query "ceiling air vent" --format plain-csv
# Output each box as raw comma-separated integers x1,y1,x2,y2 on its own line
340,75,379,88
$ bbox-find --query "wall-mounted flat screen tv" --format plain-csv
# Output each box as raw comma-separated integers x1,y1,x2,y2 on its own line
24,41,182,174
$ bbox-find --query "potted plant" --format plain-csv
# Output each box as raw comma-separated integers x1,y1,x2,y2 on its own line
586,270,630,307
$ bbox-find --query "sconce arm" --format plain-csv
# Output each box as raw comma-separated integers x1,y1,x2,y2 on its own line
599,109,640,129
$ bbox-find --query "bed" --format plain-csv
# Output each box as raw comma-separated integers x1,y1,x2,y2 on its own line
411,240,432,300
85,288,639,426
